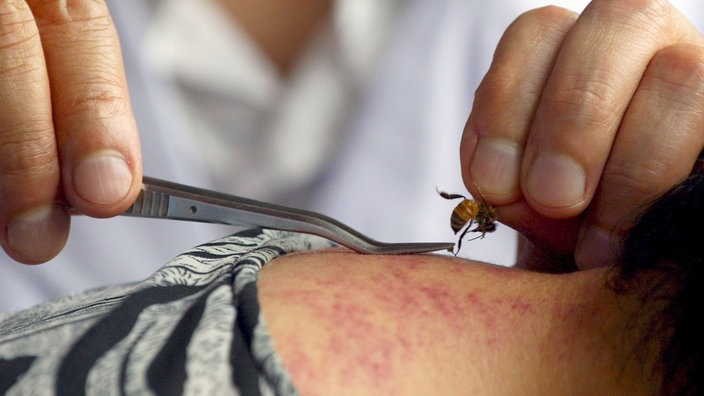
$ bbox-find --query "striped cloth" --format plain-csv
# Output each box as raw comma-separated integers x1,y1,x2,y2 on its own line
0,229,331,395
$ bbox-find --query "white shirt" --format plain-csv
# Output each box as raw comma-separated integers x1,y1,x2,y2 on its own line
1,0,701,312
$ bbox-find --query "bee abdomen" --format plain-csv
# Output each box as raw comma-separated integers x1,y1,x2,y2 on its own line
451,200,479,233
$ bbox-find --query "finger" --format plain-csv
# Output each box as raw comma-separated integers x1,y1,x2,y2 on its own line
460,6,578,204
0,0,69,264
27,0,142,217
522,0,704,218
495,201,581,259
515,233,578,273
575,44,704,269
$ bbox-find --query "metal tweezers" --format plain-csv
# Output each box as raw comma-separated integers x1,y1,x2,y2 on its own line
120,176,454,255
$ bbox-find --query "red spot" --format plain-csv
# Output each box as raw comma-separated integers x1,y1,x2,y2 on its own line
509,300,536,315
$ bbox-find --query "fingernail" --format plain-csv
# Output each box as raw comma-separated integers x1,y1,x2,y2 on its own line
575,226,619,269
7,205,69,264
470,138,520,199
526,153,586,208
73,151,132,205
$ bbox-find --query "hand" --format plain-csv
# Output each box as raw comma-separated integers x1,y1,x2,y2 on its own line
460,1,704,271
0,1,142,264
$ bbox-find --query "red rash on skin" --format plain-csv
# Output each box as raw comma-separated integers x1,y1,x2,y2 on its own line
259,250,544,393
259,250,649,394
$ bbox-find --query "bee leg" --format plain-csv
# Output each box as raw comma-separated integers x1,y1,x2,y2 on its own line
437,190,466,201
454,223,473,255
466,233,484,242
467,225,483,240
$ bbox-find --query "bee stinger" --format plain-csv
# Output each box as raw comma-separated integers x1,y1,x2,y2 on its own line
437,188,497,255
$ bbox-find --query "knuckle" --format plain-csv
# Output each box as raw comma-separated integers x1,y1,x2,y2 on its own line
0,126,58,180
503,6,578,54
473,75,513,108
27,0,115,48
603,158,672,203
0,2,40,56
650,45,704,94
0,3,48,92
548,75,616,129
56,78,131,119
27,0,110,25
0,0,32,23
587,0,674,39
0,127,59,215
0,45,45,81
515,5,577,30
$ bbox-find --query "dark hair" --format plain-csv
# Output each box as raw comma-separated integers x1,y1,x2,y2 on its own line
611,171,704,395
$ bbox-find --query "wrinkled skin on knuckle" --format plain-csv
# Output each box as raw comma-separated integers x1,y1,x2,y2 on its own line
472,76,514,114
0,0,33,25
28,0,116,59
0,126,58,178
586,0,677,42
0,5,36,40
601,155,675,211
0,3,41,63
54,77,131,120
471,6,577,136
547,75,618,130
28,0,111,25
645,46,704,166
587,0,670,25
498,5,577,64
0,5,46,96
515,5,577,34
652,45,704,108
0,131,59,220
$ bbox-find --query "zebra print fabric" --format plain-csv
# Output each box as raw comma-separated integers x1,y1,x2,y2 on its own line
0,229,332,395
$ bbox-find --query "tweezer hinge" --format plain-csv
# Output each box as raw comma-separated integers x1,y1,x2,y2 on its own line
126,190,170,217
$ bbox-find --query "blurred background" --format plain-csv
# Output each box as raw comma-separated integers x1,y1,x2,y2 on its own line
3,0,701,312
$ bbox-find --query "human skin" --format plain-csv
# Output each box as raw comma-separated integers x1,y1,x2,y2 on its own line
218,0,332,74
258,250,657,395
461,2,704,270
1,0,702,265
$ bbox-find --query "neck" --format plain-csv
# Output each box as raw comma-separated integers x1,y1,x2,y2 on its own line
403,263,655,394
502,268,658,394
217,0,333,74
259,252,660,394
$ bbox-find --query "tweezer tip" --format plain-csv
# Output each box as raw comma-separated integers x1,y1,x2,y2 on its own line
422,242,455,254
372,242,455,255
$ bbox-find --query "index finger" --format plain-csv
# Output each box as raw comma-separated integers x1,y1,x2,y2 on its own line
29,0,142,216
522,0,704,217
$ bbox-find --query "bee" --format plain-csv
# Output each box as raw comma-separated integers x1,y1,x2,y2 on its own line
437,188,497,255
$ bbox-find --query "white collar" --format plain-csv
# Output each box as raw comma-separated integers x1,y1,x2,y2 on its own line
140,0,401,198
142,0,279,107
142,0,399,107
